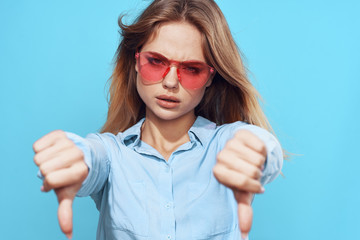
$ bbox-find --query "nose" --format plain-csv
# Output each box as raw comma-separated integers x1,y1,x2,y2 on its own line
162,65,180,89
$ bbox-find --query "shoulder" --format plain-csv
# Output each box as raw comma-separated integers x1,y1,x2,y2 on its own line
201,118,278,150
216,120,276,143
193,117,251,146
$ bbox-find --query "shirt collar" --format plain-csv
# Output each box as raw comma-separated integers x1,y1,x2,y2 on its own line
188,116,217,146
120,118,145,147
119,116,216,147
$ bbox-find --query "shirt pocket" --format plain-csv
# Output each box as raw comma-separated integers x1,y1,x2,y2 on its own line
109,181,150,238
188,179,237,239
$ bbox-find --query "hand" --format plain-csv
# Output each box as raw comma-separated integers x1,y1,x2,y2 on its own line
33,130,88,239
213,130,267,239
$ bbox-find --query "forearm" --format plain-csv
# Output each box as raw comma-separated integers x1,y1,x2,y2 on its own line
66,132,110,197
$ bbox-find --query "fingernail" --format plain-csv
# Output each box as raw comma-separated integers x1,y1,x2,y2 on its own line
40,186,45,192
260,186,265,193
66,233,72,239
241,233,248,240
261,165,265,171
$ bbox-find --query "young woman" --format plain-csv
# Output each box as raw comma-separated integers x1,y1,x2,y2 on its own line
33,0,283,239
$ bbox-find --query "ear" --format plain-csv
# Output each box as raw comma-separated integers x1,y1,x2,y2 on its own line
205,72,215,88
135,62,138,73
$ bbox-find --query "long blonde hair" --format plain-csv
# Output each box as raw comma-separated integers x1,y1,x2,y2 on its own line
101,0,273,137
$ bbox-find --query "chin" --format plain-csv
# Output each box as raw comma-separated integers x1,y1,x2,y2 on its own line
148,107,195,122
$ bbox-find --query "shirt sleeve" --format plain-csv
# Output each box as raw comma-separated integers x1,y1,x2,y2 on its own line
65,132,111,197
234,124,283,185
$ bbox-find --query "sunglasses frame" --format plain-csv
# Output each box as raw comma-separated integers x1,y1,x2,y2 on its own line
135,51,216,90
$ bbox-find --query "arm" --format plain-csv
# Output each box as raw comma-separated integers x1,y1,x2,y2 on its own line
33,130,110,239
66,132,110,197
213,126,283,239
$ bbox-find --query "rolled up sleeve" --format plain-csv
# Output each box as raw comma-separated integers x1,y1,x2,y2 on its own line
236,125,283,185
65,132,110,197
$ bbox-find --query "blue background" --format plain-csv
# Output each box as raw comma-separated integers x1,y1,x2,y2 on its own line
1,0,359,239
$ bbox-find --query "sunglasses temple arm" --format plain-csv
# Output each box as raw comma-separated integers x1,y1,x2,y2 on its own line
162,67,171,79
176,69,181,81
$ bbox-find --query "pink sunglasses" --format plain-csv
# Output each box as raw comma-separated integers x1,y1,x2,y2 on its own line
135,51,215,90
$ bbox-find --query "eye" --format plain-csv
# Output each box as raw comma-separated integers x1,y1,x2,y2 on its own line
182,66,202,74
147,57,165,66
186,67,200,73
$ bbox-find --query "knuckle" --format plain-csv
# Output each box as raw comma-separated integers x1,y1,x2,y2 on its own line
216,151,225,162
259,155,266,166
254,155,265,167
58,138,72,149
52,129,65,137
226,139,238,150
236,129,250,138
78,161,88,172
234,130,243,138
234,133,243,142
73,163,88,182
254,157,261,167
33,154,41,165
212,164,222,177
250,169,259,179
62,137,74,146
74,147,84,160
39,165,48,176
234,131,242,138
259,142,266,153
32,142,40,152
257,169,262,179
256,183,262,192
45,175,56,188
79,164,89,180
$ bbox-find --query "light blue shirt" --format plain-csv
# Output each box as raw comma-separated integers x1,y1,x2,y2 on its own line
67,116,283,240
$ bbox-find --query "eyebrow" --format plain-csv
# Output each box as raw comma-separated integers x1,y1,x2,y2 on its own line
145,51,206,63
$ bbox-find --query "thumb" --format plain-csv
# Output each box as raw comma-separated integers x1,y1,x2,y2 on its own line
55,186,77,239
234,191,253,240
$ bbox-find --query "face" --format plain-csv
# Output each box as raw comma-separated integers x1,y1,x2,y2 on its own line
136,21,212,122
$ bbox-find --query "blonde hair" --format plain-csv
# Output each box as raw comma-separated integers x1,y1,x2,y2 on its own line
102,0,273,137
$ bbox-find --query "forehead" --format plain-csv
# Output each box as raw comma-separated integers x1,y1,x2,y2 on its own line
141,21,205,62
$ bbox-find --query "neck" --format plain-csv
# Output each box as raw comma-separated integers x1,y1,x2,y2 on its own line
141,111,196,160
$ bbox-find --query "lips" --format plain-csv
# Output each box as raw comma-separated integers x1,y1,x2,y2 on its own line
156,95,180,103
156,95,180,108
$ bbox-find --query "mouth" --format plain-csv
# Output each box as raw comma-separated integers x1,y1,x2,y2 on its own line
156,95,180,109
156,95,180,103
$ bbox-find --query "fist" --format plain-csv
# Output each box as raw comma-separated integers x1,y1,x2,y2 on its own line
213,129,266,193
33,130,88,192
33,130,88,238
213,129,267,239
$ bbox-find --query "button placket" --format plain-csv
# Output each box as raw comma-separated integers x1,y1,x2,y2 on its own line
165,202,173,209
159,162,176,239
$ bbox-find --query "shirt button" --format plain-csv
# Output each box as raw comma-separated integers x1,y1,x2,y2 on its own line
167,235,171,240
165,203,171,209
165,166,170,173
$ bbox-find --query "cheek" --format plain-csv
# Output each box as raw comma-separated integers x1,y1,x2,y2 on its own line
136,74,157,107
196,89,206,102
136,75,147,102
187,88,206,106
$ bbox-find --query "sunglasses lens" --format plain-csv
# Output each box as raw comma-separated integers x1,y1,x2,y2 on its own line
179,62,211,89
138,52,168,84
137,52,214,89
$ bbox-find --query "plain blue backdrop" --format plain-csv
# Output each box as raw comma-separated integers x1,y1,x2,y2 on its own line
1,0,359,239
